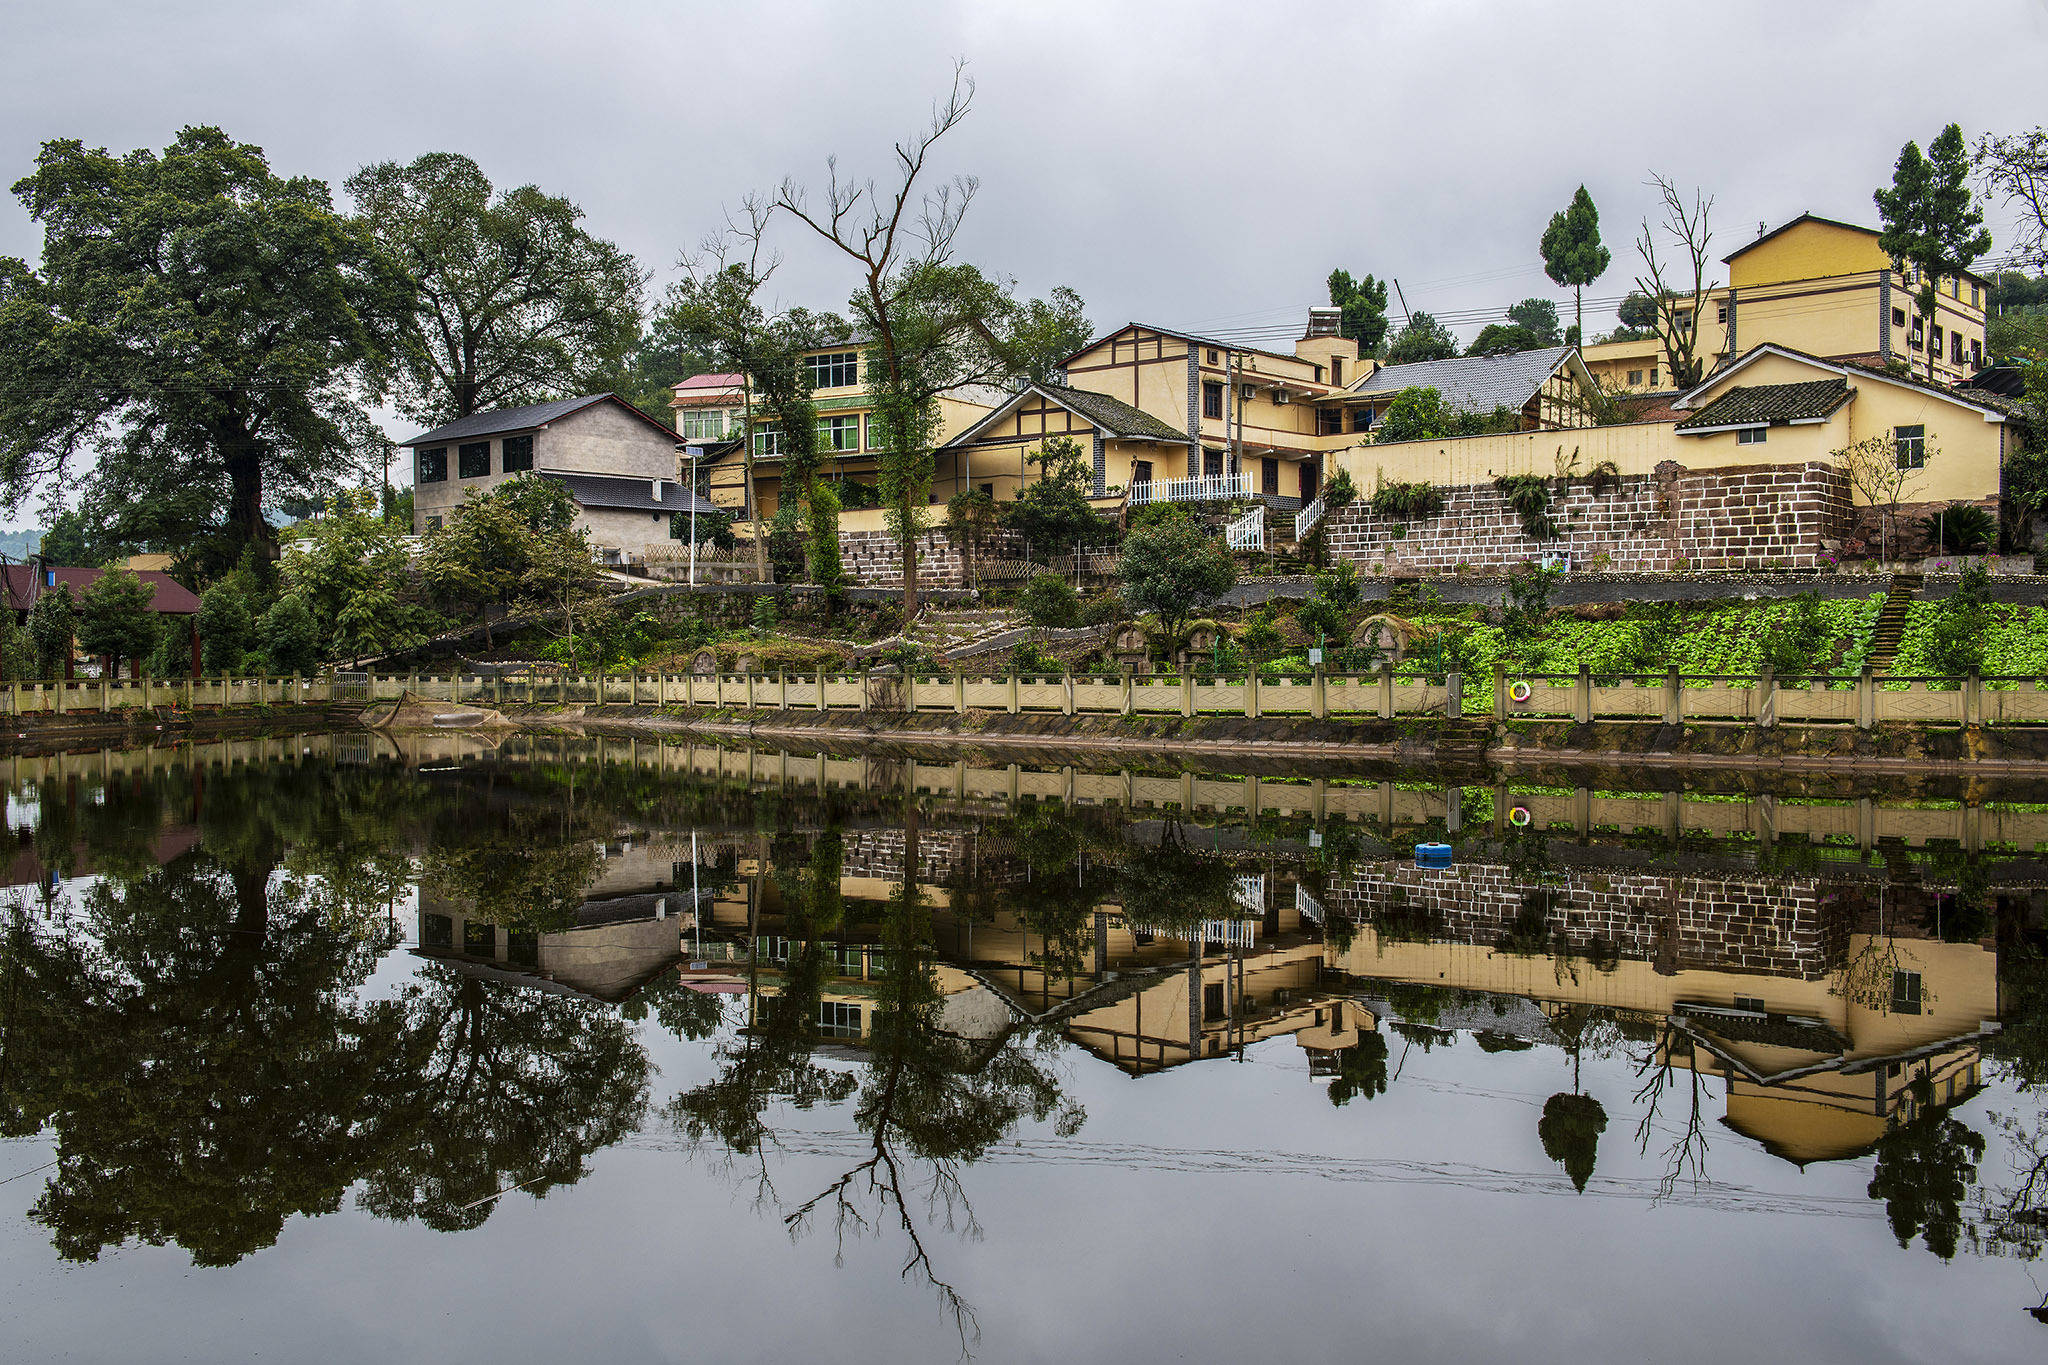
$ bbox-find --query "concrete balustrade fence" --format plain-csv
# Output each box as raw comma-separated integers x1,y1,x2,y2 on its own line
16,665,2048,729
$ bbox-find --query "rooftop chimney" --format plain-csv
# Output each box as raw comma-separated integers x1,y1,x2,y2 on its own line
1306,306,1342,339
651,479,663,502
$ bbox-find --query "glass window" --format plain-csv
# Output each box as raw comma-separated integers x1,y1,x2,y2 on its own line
463,920,496,954
1951,333,1964,365
819,1000,862,1037
1317,407,1343,436
804,351,860,389
1910,320,1924,350
1971,282,1981,307
458,442,490,478
1891,970,1923,1015
1205,347,1219,365
753,421,781,458
1971,339,1982,368
1736,426,1767,445
1895,424,1926,470
501,434,533,472
1650,369,1659,386
865,411,895,451
680,408,725,441
422,913,453,948
1627,369,1643,386
816,414,860,452
1892,307,1907,327
1202,381,1223,419
1733,995,1766,1014
417,447,447,483
1716,305,1727,324
1350,408,1373,433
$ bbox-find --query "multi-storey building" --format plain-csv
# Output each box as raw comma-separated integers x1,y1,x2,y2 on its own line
1582,214,1990,395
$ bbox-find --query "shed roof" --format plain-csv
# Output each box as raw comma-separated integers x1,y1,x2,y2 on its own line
541,472,718,516
1674,379,1853,432
403,394,682,447
1350,345,1577,415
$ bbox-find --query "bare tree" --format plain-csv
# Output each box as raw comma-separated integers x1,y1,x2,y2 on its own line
1837,431,1931,563
1977,127,2048,271
1634,175,1718,390
776,64,979,617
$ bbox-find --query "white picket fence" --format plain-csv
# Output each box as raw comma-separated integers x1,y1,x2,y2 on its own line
1294,492,1328,539
1225,505,1266,552
1128,472,1257,506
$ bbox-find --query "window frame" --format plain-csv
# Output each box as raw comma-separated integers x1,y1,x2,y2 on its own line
817,414,860,452
1736,425,1767,445
753,420,782,458
501,433,534,473
680,407,726,442
804,351,860,390
457,441,491,479
417,446,448,483
1202,381,1224,420
1891,970,1923,1016
1894,424,1926,470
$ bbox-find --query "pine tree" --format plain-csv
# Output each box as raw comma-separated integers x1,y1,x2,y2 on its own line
1540,186,1612,351
1876,124,1993,380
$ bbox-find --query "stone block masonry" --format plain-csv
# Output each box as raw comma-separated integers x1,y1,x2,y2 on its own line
1323,859,1845,979
839,527,1029,589
1322,460,1851,575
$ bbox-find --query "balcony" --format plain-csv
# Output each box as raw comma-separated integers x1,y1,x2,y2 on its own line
1126,471,1257,506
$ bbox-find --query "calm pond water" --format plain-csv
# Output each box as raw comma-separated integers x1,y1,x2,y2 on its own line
4,732,2048,1363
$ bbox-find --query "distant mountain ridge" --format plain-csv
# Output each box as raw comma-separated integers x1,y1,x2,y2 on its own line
0,530,39,562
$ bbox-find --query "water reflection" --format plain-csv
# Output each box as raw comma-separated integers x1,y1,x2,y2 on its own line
3,734,2047,1351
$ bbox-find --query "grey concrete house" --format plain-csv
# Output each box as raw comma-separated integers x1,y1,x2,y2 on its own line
403,394,719,563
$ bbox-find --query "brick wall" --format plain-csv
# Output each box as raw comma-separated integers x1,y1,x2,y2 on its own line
838,828,968,884
839,527,1028,588
1323,859,1845,979
1322,460,1851,575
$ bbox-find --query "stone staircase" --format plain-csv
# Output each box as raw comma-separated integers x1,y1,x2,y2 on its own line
902,607,1024,659
1865,572,1923,676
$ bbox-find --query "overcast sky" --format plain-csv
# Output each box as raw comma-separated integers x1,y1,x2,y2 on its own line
3,0,2046,461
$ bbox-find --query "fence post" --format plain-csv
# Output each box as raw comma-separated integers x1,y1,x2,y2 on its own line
1121,664,1134,716
1444,671,1461,719
956,673,966,715
1379,664,1393,719
7,681,17,716
1663,666,1681,725
100,678,110,712
1180,673,1194,718
407,669,418,699
1493,662,1507,721
1243,672,1257,719
817,666,828,713
1964,669,1982,727
1062,670,1075,716
184,677,193,710
53,680,63,715
860,672,870,714
1007,673,1020,715
1857,666,1875,730
745,671,755,710
1575,665,1591,724
1312,666,1327,720
1757,667,1775,728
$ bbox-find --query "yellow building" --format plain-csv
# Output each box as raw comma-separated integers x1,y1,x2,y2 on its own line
1581,214,1990,395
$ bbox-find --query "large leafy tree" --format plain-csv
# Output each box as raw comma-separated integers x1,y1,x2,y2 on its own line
346,152,644,425
1976,127,2048,272
1117,515,1236,644
73,567,158,674
1540,185,1612,349
1326,269,1390,357
1876,124,1993,380
0,127,404,562
278,488,435,662
1866,1086,1987,1260
1385,312,1459,365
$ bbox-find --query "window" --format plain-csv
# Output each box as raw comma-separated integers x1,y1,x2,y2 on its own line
865,411,893,451
1203,448,1224,479
458,441,490,478
1261,457,1279,494
1202,381,1224,419
1971,282,1981,307
817,414,860,451
1317,406,1344,436
426,516,442,532
1951,333,1965,365
1331,357,1344,386
753,421,781,457
1892,307,1907,328
1891,970,1923,1015
463,920,496,955
680,407,725,441
1203,981,1226,1021
1733,994,1766,1014
819,1000,862,1037
1206,347,1220,365
1133,460,1152,486
1930,325,1944,358
1351,407,1373,433
1716,304,1727,324
1910,320,1924,350
501,434,533,473
422,913,453,949
1895,424,1926,470
1650,369,1659,387
418,446,448,483
1736,426,1767,445
1627,369,1643,386
1312,364,1324,383
1971,339,1983,368
805,351,859,389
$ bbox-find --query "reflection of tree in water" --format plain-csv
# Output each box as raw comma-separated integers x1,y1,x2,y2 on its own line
1632,1023,1710,1199
357,966,648,1232
1117,817,1234,938
1327,1033,1388,1107
989,806,1117,988
1866,1079,1986,1261
1540,1093,1608,1191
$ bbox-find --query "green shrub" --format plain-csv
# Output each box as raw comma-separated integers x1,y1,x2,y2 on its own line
255,595,321,676
1021,573,1079,627
1493,474,1561,540
1920,503,1996,554
1370,479,1444,520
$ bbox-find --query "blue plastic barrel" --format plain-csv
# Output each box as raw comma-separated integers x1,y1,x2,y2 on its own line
1414,842,1453,870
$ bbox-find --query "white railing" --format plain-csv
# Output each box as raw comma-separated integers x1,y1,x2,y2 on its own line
1127,471,1257,506
1225,506,1266,552
1203,918,1259,950
1233,873,1266,913
1294,492,1328,540
1295,883,1324,925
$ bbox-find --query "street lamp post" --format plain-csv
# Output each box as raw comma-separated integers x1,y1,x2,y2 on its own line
677,444,704,587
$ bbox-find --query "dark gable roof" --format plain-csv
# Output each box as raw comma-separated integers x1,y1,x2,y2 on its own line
542,472,718,516
1352,345,1574,415
1677,342,2019,421
1033,382,1190,442
403,394,681,448
1060,322,1314,371
1675,378,1852,431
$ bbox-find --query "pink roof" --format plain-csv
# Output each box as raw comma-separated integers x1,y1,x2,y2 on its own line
0,564,202,615
672,372,744,408
674,372,743,391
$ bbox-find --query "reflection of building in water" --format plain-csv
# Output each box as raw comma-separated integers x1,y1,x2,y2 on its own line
1324,855,2003,1165
413,828,714,1003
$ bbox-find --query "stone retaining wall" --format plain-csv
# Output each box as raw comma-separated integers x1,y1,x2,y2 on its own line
1322,460,1851,575
1323,859,1845,978
839,527,1030,589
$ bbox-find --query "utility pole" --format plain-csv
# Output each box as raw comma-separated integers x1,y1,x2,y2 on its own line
676,444,704,586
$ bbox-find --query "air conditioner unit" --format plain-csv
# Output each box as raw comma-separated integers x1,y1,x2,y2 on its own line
1272,389,1291,405
1240,383,1256,402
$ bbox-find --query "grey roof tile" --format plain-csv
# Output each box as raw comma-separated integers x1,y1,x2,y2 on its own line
405,393,682,447
542,472,718,516
1351,345,1573,416
1675,379,1852,431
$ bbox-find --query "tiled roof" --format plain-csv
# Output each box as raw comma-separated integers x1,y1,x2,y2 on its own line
405,394,683,447
1351,345,1574,416
0,565,200,614
1674,379,1852,431
541,472,718,516
1033,383,1191,442
674,372,743,391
